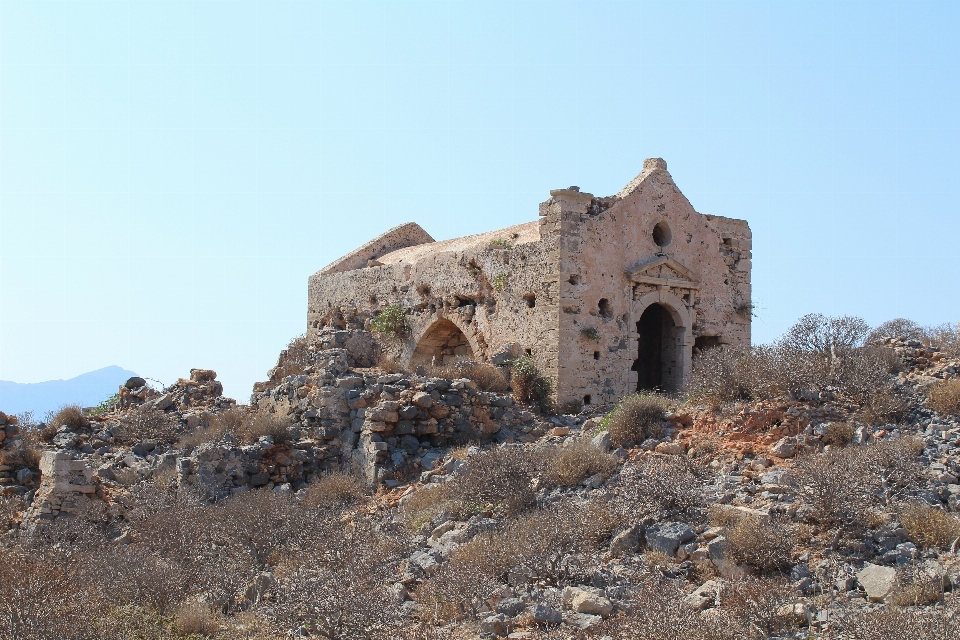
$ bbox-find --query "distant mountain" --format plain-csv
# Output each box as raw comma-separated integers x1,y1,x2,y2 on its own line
0,366,139,418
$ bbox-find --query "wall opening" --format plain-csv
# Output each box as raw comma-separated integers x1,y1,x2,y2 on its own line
523,293,536,308
694,335,722,355
632,303,684,391
598,298,612,318
411,320,474,367
653,221,672,248
583,394,592,405
593,351,600,360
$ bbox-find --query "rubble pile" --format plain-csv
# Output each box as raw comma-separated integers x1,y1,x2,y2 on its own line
2,331,960,638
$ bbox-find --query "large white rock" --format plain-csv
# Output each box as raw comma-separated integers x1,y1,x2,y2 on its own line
857,563,897,602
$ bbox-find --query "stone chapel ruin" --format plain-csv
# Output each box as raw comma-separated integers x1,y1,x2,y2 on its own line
308,159,752,407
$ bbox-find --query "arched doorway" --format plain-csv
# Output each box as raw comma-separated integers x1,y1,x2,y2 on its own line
411,319,475,367
632,303,684,391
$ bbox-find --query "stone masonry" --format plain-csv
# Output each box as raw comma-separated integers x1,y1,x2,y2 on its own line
307,159,751,406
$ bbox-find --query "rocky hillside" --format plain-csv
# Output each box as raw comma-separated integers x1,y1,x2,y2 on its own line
1,317,960,639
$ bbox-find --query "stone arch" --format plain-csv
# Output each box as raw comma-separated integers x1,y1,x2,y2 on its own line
629,290,693,391
409,314,484,368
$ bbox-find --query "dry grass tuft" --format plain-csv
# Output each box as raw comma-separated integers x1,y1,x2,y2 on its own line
899,503,960,550
605,394,669,447
173,601,220,636
303,472,367,509
725,513,796,574
542,440,618,487
822,421,856,447
927,379,960,417
179,407,244,449
49,404,89,431
238,412,292,445
425,359,508,392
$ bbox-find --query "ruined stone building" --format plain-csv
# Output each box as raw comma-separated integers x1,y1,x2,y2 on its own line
308,159,751,407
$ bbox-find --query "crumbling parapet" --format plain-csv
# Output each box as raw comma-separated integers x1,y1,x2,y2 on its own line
26,451,101,521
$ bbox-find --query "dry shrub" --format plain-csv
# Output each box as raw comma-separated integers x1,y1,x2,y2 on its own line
110,406,180,445
891,567,945,607
686,344,775,406
238,411,292,445
928,379,960,417
862,386,911,425
401,484,451,531
426,358,508,392
822,421,856,447
270,333,312,381
827,601,960,639
445,446,540,516
605,394,669,447
867,317,928,344
303,472,366,509
272,517,407,640
927,322,960,358
793,438,924,526
709,504,744,529
716,577,797,639
725,513,796,574
179,407,244,449
899,504,960,550
509,354,552,412
49,404,89,430
542,440,617,487
173,601,221,636
0,549,99,639
594,574,724,639
613,455,707,520
415,501,615,622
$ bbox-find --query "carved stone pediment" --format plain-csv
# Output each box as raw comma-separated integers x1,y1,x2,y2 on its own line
625,255,701,289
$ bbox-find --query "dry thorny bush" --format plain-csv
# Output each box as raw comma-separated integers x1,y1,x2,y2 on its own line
110,406,180,445
611,454,708,521
414,500,617,623
792,437,925,527
723,512,796,574
899,503,960,550
686,313,910,410
47,404,89,431
604,393,670,447
593,574,797,640
179,407,292,449
928,379,960,418
825,601,960,640
541,439,618,487
0,472,406,640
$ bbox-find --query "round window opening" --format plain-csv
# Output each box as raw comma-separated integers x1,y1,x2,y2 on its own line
652,221,672,248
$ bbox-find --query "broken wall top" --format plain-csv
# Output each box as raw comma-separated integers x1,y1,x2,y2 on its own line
317,222,435,276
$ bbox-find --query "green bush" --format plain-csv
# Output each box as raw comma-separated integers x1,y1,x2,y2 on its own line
369,304,408,342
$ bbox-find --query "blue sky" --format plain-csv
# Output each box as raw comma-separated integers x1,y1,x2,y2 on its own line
1,0,958,401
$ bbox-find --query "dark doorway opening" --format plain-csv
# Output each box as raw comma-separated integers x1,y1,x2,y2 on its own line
632,303,675,391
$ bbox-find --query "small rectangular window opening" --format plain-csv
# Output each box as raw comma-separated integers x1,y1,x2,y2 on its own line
593,351,600,360
583,394,592,405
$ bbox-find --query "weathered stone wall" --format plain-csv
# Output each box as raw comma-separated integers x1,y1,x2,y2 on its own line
307,221,561,374
553,159,752,405
306,158,751,407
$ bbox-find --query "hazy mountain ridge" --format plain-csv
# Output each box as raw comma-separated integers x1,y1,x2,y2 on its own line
0,365,138,416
